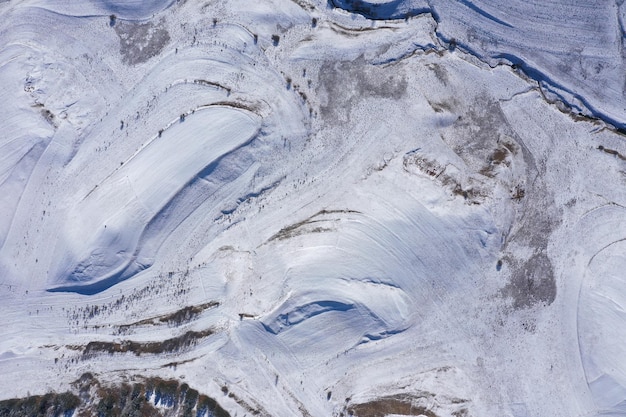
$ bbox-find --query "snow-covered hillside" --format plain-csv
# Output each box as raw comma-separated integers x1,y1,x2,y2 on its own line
1,1,625,416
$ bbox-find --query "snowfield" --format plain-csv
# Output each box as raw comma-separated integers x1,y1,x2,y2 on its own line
0,1,625,416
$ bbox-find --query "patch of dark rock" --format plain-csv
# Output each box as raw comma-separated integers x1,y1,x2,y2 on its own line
403,150,486,204
505,252,556,309
345,394,438,417
448,101,528,174
115,20,170,65
318,58,408,121
426,63,449,85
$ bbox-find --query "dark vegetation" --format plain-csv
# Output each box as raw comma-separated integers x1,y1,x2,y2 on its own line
268,209,360,242
31,103,56,127
0,374,231,417
0,392,79,417
82,329,213,357
64,270,200,331
219,387,267,417
598,145,626,161
117,302,219,333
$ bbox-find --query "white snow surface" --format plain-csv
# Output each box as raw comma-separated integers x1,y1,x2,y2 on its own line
0,1,625,416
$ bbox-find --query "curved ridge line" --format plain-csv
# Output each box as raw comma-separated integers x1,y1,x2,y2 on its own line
435,29,626,130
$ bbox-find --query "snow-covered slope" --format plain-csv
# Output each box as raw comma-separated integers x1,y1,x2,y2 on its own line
0,1,625,416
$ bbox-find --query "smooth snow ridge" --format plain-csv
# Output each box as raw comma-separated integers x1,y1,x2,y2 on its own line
0,1,625,417
50,107,260,293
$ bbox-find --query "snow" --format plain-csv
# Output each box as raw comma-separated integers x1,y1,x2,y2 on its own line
429,0,626,130
49,106,260,293
0,1,625,416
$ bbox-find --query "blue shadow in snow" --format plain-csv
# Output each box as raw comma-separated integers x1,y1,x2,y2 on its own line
328,0,430,20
